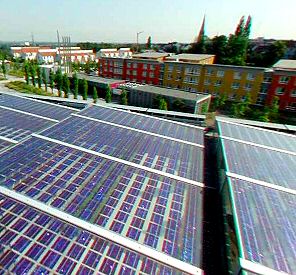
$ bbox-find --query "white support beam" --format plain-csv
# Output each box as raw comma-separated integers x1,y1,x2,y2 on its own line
0,105,59,123
221,135,296,156
0,135,18,144
33,134,205,188
89,103,205,130
239,258,289,275
227,172,296,195
0,186,202,275
73,114,204,148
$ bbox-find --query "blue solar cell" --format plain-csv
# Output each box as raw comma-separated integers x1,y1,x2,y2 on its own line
0,94,77,121
40,116,203,182
0,108,55,141
0,140,12,152
79,105,204,144
0,137,203,266
218,120,296,153
0,196,186,274
230,178,296,274
222,139,296,190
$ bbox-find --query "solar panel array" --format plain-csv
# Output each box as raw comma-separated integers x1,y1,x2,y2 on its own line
0,94,78,121
0,99,205,274
80,105,204,145
40,115,204,182
218,120,296,274
0,139,13,153
0,195,185,275
0,107,55,141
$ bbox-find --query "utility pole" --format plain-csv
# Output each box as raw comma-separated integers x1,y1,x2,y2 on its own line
136,31,144,53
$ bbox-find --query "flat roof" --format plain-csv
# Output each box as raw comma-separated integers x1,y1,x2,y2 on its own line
132,52,170,59
76,73,126,85
273,59,296,70
122,84,209,101
166,54,215,62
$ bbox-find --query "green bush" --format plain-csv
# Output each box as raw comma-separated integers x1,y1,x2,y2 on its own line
8,70,24,77
5,81,54,97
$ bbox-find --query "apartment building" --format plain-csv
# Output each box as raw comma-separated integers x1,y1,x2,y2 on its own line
266,59,296,111
201,64,265,103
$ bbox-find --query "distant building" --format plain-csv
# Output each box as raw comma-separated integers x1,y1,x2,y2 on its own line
11,46,51,60
266,59,296,111
119,83,211,114
97,48,132,58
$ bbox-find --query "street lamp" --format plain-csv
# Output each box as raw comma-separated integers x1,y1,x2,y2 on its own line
136,31,144,53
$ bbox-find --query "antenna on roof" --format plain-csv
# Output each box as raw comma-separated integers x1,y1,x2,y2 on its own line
57,30,61,66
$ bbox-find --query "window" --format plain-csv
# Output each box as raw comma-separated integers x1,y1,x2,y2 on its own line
263,76,272,83
291,90,296,97
206,69,214,76
150,65,155,70
143,64,147,69
260,87,268,94
132,70,137,76
245,83,253,91
127,63,131,68
231,82,240,89
149,72,154,78
215,80,222,86
279,76,289,84
275,87,285,95
247,73,255,80
234,72,242,80
168,65,173,72
133,63,137,69
229,94,236,100
205,79,211,85
217,70,225,77
142,71,147,77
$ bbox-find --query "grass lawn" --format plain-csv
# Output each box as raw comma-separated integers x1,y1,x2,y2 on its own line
5,81,55,97
8,70,25,77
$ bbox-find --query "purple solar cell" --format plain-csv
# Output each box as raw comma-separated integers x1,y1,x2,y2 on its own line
100,258,118,274
41,251,60,269
77,231,91,246
119,266,135,275
84,251,100,268
52,237,70,253
67,244,84,260
0,230,17,245
110,221,124,233
57,258,77,275
126,227,141,241
123,251,140,268
26,244,46,261
78,265,93,275
12,258,33,274
38,231,55,246
32,266,50,275
13,236,31,252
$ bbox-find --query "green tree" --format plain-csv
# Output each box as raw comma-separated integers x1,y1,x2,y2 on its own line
93,87,98,103
73,73,79,99
29,62,36,86
105,86,112,103
49,69,55,92
72,62,80,72
209,35,228,63
172,99,185,112
55,68,63,97
268,96,280,122
62,73,70,98
24,61,30,84
42,68,48,92
36,66,42,88
82,79,88,100
120,89,128,105
84,60,91,74
146,36,152,49
159,98,168,110
1,58,6,78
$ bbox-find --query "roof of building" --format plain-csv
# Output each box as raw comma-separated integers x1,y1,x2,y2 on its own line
132,52,170,59
273,59,296,70
0,93,205,274
76,73,126,85
121,83,209,101
166,53,215,62
217,119,296,274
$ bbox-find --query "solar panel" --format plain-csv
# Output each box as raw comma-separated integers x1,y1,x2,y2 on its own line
0,140,13,152
218,120,296,153
0,108,55,141
79,105,204,145
0,94,77,121
222,138,296,190
0,195,186,274
229,178,296,274
40,116,204,182
0,137,203,266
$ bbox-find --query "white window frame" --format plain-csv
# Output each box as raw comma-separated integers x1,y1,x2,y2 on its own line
279,76,289,84
231,82,240,89
275,87,285,95
291,90,296,97
217,70,224,77
247,73,255,80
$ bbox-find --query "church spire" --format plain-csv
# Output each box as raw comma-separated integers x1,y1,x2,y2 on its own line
197,15,206,43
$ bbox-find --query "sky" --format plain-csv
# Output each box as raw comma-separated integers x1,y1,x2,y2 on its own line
0,0,295,43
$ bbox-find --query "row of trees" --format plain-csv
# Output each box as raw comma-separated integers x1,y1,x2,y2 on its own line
189,16,287,67
211,94,280,122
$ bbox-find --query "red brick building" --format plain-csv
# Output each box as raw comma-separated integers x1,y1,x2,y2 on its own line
266,60,296,111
